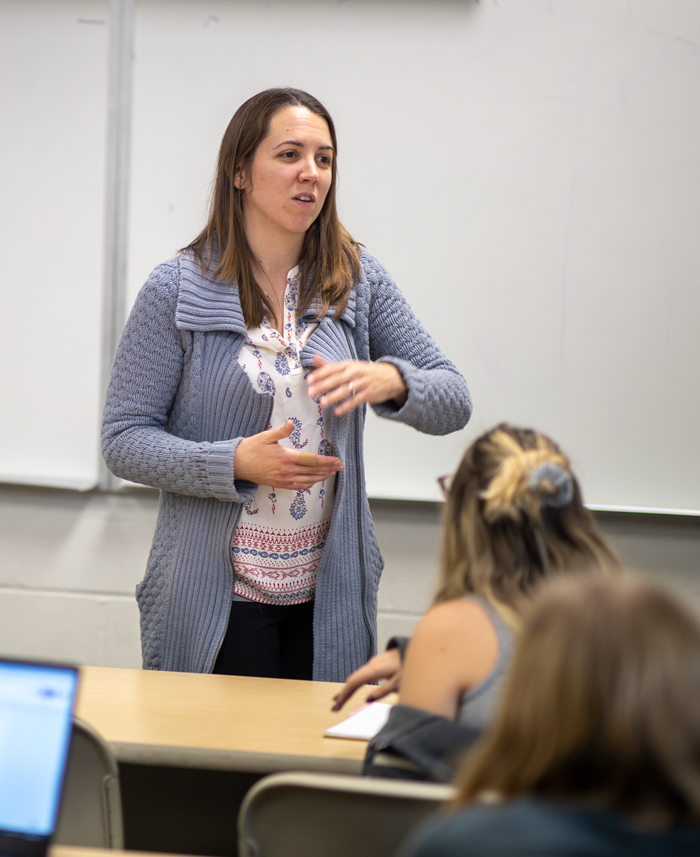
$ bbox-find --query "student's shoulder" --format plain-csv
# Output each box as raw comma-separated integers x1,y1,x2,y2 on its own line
413,598,495,644
406,798,599,857
405,801,525,857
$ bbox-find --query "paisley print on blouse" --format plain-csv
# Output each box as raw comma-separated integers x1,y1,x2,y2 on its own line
231,267,336,605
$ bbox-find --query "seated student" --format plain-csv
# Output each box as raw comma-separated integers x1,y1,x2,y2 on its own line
333,424,620,780
401,575,700,857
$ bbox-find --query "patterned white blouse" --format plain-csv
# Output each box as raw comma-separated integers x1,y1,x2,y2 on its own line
231,268,336,605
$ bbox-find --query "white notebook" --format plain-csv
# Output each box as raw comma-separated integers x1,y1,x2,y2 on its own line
325,702,393,740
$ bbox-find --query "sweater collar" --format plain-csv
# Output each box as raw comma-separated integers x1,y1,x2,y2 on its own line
175,252,247,334
175,251,356,332
302,292,356,327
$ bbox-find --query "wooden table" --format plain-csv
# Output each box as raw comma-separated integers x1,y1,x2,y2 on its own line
74,667,384,856
52,849,188,857
76,666,371,774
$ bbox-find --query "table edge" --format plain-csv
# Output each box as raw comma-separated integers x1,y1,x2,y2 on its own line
109,740,364,774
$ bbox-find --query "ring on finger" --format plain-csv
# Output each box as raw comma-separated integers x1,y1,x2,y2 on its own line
349,382,356,398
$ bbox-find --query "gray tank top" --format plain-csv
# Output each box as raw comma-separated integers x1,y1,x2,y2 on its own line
457,596,514,729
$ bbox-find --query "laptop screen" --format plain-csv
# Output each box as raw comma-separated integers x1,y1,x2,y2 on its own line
0,661,78,839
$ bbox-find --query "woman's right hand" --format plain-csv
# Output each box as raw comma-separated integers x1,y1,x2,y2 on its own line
331,648,403,711
234,421,343,490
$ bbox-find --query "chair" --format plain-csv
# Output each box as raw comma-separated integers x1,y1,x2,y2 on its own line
238,771,455,857
53,717,124,848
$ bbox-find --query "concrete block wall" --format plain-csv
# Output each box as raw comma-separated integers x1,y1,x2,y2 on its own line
0,484,699,670
0,485,153,667
373,501,700,648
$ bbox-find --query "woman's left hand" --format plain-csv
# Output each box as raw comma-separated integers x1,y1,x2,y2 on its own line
307,355,408,416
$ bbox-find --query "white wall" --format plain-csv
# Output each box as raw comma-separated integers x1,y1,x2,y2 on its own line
1,485,699,669
2,0,700,510
0,486,148,667
1,1,699,668
0,0,108,489
126,0,700,511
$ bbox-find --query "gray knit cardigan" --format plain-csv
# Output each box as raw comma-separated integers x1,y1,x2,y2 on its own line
102,250,472,681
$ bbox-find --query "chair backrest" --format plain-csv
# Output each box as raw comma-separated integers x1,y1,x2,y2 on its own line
238,771,455,857
53,717,124,849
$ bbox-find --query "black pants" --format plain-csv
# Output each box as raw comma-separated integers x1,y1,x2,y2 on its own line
212,599,314,680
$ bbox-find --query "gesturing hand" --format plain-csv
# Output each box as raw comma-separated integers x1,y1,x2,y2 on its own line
234,420,343,490
331,648,403,711
307,355,408,417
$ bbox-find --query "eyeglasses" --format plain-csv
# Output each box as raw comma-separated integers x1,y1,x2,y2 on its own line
437,474,454,499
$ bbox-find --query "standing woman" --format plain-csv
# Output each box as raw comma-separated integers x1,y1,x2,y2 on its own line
102,88,471,682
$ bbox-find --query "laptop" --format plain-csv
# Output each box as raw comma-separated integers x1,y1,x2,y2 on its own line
0,659,79,857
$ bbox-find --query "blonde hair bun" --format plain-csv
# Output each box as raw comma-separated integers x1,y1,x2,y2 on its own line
480,429,573,523
432,423,620,608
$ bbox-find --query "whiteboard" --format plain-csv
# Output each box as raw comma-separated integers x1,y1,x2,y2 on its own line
124,0,700,513
0,0,108,489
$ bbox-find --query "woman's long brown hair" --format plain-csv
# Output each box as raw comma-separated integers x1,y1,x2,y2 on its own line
455,576,700,823
183,88,361,328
